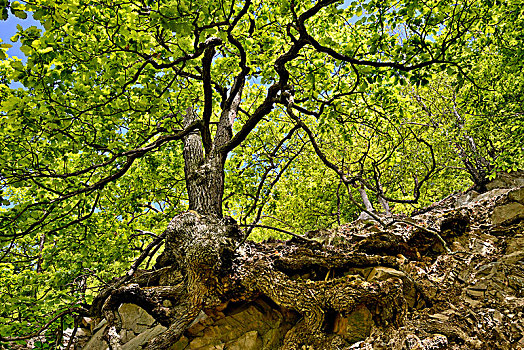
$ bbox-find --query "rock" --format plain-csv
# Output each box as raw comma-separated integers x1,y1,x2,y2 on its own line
491,202,524,225
455,190,480,208
367,266,406,281
169,336,190,350
505,234,524,255
501,251,524,264
486,172,524,190
334,304,373,343
466,288,485,299
475,262,499,277
82,325,107,350
186,310,209,336
367,267,417,308
429,313,449,322
346,267,374,280
404,334,423,349
224,330,262,350
167,299,300,350
121,324,167,350
508,275,524,294
421,334,448,349
508,187,524,204
348,341,373,349
79,172,524,350
118,303,156,334
187,334,224,349
92,319,107,333
119,329,135,344
471,188,509,205
439,212,470,236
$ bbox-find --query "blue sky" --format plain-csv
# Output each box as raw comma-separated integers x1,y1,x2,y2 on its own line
0,13,42,61
0,0,353,61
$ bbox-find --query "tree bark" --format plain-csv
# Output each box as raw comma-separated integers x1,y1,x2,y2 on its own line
357,182,376,220
182,108,225,217
92,104,409,350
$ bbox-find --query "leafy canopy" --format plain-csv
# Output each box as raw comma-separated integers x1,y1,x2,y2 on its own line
0,0,522,344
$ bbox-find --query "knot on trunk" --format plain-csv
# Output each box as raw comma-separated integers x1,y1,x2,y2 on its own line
156,211,241,275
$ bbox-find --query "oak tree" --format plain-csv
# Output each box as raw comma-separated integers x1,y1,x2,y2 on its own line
0,0,518,348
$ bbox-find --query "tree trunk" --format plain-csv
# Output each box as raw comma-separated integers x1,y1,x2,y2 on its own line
86,175,524,350
358,183,376,220
377,180,391,216
139,107,242,348
183,108,225,217
94,107,409,350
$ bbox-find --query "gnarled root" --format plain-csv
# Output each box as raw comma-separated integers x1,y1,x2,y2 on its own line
93,212,410,350
240,257,406,349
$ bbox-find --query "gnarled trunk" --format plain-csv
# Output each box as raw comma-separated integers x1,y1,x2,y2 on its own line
183,108,225,217
93,105,413,350
142,107,242,348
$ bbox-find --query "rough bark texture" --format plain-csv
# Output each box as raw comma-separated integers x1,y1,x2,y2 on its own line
182,109,225,217
69,173,524,350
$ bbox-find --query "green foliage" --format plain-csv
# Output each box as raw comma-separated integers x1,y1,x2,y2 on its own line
0,0,522,344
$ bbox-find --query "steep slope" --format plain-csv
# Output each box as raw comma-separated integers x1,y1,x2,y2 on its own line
75,173,524,350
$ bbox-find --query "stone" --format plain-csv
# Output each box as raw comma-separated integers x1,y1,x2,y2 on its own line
169,336,190,350
118,303,156,334
429,313,449,322
224,330,262,350
366,267,417,308
509,187,524,204
466,288,485,299
491,202,524,225
508,275,524,294
349,341,373,349
92,319,107,333
502,251,524,265
261,327,284,349
455,190,479,208
82,324,107,350
476,262,499,276
186,310,209,336
178,300,298,350
505,234,524,255
471,188,509,205
119,329,135,344
421,334,448,349
80,172,524,350
486,172,524,190
187,335,224,349
334,304,373,343
457,268,470,284
346,267,374,280
121,324,167,350
366,266,405,282
404,334,423,349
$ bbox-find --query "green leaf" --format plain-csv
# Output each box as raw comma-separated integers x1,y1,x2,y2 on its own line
38,46,53,54
11,9,27,19
20,45,32,55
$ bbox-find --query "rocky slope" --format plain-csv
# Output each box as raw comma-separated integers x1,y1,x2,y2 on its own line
76,172,524,349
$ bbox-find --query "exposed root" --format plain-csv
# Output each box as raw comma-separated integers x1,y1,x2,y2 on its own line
87,211,439,349
239,256,406,349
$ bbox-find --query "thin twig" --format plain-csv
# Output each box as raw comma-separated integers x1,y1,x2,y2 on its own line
0,308,87,342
